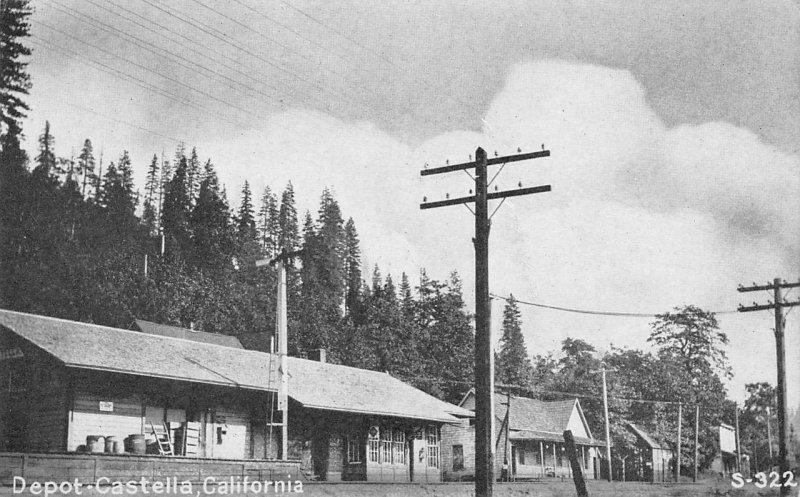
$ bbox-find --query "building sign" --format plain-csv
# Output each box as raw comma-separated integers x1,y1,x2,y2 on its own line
719,424,736,454
99,401,114,412
0,347,24,362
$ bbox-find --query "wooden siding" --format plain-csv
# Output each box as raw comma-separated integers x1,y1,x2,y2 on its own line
68,392,144,452
441,420,474,481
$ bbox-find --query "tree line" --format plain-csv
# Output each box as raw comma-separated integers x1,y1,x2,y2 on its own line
1,0,796,475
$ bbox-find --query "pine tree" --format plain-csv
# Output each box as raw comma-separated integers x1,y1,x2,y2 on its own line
187,147,200,205
0,0,33,139
33,121,56,179
344,217,361,316
142,154,160,234
258,186,279,256
190,160,233,270
496,294,533,387
399,272,414,318
278,182,299,252
78,139,95,198
236,181,256,243
314,187,346,313
161,155,191,256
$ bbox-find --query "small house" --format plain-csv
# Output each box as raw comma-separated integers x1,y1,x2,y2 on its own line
441,389,604,481
624,423,673,482
0,310,470,484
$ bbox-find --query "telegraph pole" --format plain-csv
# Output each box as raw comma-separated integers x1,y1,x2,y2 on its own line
738,278,799,496
766,406,774,468
257,248,302,461
589,366,614,482
420,146,551,497
693,404,699,483
676,402,682,482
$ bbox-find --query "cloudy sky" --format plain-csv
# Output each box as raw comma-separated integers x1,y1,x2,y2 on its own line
21,0,800,408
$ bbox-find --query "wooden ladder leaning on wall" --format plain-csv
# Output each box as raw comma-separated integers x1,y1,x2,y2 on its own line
149,422,174,456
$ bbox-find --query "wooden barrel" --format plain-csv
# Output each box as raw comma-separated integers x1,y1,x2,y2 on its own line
113,440,126,454
125,434,146,455
87,435,105,453
105,436,117,453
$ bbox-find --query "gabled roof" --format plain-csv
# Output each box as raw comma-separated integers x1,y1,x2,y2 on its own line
135,319,244,349
288,359,473,422
0,309,466,423
0,310,273,391
460,389,602,444
627,423,664,449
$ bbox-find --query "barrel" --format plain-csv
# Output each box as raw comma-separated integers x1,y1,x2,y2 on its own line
87,435,105,453
125,434,146,455
113,440,126,454
105,436,117,453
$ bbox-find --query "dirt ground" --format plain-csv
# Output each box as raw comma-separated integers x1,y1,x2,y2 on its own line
1,477,796,497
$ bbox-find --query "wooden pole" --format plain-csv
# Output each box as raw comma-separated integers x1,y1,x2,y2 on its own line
734,403,742,473
540,441,545,478
474,147,493,497
503,391,511,482
766,406,773,468
601,367,612,481
563,431,589,497
277,258,289,461
693,404,699,483
772,279,790,496
676,402,682,482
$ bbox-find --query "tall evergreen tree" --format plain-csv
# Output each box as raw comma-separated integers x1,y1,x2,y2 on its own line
0,0,33,139
187,147,201,205
142,154,160,233
278,182,299,252
33,121,56,179
496,295,533,387
161,154,191,256
78,139,95,197
258,186,279,256
236,181,256,243
343,217,361,316
190,160,233,270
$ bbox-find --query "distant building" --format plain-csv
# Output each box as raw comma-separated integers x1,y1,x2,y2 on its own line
0,310,471,484
441,389,605,481
624,423,673,482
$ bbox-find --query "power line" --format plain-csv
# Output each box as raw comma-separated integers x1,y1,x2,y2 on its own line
187,0,382,106
44,0,284,113
28,36,245,130
36,21,264,121
490,293,741,317
95,0,314,110
139,0,348,108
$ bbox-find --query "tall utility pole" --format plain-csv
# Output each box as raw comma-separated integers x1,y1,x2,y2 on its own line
738,278,799,496
766,406,774,467
676,402,682,482
734,403,742,472
257,248,302,461
590,366,613,482
420,147,551,497
693,405,699,483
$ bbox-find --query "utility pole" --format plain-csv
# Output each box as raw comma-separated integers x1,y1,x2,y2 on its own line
734,402,742,473
676,402,682,482
693,405,699,483
766,406,774,468
257,248,302,461
590,366,614,482
738,278,799,496
420,146,551,497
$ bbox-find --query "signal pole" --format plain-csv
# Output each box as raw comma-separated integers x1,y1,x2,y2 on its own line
738,278,800,496
420,147,550,497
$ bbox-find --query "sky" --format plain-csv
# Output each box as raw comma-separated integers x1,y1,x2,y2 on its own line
18,0,800,409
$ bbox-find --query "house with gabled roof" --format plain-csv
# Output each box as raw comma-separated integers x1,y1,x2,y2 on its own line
441,389,605,481
0,309,471,484
625,423,673,482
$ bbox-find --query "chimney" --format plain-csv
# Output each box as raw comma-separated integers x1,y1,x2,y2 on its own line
308,349,326,363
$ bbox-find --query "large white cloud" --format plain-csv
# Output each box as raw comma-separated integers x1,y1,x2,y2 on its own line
207,59,798,406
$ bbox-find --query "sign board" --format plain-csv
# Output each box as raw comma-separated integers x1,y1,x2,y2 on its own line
0,348,24,362
99,401,114,412
719,424,736,454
